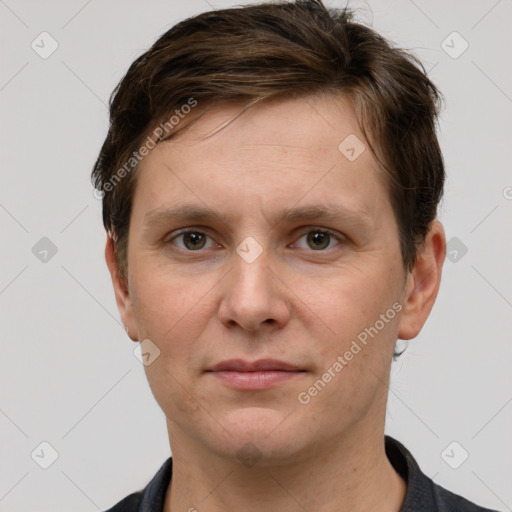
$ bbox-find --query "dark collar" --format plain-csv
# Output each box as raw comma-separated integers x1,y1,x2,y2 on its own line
385,435,496,511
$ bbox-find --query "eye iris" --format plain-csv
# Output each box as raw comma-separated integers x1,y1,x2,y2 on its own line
184,232,206,250
307,231,330,250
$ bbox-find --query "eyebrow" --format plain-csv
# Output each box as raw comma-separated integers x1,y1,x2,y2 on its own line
142,203,373,231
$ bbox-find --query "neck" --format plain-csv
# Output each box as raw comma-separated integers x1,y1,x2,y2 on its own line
163,422,406,512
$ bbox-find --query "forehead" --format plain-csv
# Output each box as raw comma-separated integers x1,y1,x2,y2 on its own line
132,93,389,225
166,93,372,164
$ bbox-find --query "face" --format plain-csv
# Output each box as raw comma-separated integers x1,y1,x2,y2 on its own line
108,93,442,465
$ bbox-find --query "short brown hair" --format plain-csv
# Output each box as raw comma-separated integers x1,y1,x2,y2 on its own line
91,0,445,285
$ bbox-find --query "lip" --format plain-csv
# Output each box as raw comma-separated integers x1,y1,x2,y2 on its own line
206,359,306,390
208,358,302,372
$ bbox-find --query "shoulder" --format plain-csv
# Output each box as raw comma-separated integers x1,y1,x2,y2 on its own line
102,457,173,512
103,490,143,512
431,481,500,512
385,436,499,512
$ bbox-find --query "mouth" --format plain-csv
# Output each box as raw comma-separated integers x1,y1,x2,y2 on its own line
206,359,306,390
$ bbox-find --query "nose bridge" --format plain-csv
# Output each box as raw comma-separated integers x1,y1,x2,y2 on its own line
232,235,273,304
218,235,289,331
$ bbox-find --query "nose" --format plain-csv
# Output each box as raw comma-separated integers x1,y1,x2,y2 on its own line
217,245,291,333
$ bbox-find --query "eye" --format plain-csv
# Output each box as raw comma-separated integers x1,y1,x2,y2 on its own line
166,230,217,251
165,228,345,253
294,229,344,251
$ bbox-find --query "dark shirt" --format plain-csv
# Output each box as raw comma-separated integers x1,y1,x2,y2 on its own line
104,435,499,511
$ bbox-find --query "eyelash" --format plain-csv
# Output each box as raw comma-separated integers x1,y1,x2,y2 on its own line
164,228,345,253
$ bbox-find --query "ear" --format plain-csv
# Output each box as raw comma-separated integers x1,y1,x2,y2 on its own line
105,235,139,342
397,220,446,340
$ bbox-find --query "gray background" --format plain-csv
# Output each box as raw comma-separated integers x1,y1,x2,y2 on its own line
1,0,511,510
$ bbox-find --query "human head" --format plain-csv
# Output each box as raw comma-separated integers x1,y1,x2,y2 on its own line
91,0,445,286
97,0,447,472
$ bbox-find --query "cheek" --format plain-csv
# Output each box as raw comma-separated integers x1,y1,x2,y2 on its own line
144,359,205,429
297,272,400,428
131,262,211,336
132,269,210,419
308,266,403,396
321,266,401,339
130,268,219,405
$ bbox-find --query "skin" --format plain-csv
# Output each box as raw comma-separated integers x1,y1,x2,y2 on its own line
106,92,446,512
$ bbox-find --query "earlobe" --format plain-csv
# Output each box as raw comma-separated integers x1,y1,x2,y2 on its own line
397,220,446,340
105,235,139,342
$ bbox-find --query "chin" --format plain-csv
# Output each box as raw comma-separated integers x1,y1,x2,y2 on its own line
205,407,310,465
